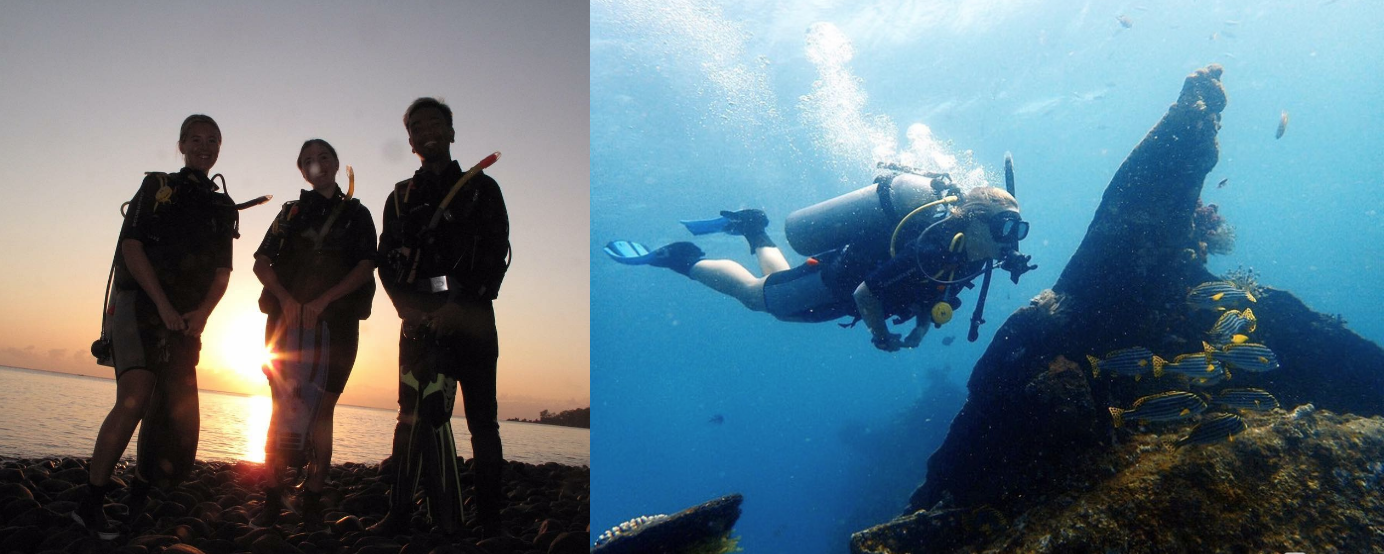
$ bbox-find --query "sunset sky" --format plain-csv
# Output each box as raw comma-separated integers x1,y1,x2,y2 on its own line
0,2,589,419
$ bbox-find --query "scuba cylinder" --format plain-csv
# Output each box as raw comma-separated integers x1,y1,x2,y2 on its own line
784,165,959,256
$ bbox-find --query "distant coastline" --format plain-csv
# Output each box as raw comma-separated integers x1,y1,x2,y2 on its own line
0,365,582,420
0,364,393,411
506,407,590,429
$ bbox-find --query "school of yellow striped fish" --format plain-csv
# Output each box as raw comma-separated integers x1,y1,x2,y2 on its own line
1090,279,1284,448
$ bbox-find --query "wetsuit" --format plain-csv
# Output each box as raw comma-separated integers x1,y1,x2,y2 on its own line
762,220,981,325
107,167,236,490
255,186,376,463
378,160,510,530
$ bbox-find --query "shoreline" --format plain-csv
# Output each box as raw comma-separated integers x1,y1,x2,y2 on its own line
0,455,589,554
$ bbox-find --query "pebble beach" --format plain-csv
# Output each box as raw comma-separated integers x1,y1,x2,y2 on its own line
0,456,589,554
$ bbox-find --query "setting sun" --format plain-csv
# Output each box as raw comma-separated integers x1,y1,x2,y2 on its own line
220,308,274,384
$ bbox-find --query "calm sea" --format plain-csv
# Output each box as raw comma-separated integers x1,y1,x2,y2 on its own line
0,366,587,467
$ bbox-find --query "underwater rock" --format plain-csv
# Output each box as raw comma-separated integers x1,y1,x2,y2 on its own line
854,64,1384,552
593,494,743,554
854,408,1384,553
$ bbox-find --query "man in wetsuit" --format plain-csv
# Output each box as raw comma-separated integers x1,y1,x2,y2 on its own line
369,97,511,537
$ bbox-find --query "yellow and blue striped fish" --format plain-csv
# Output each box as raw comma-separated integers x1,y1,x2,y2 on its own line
1108,391,1208,428
1176,413,1247,448
1214,388,1279,411
1086,347,1157,379
1187,280,1257,311
1210,342,1280,373
1207,308,1256,345
1187,364,1232,388
1152,349,1223,378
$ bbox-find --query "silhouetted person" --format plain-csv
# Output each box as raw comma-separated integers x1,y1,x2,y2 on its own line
252,138,377,531
370,97,511,537
76,114,237,539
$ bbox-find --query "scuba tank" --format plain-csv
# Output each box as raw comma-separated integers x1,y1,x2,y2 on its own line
784,165,959,256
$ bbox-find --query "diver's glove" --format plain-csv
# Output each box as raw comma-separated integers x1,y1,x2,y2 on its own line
872,332,903,352
1000,250,1037,284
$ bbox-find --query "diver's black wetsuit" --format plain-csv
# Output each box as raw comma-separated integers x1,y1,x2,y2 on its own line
109,167,236,490
255,186,376,470
378,160,510,530
256,186,377,394
763,218,982,325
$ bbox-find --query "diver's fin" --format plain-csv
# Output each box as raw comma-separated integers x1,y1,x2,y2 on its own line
605,241,706,275
603,240,655,265
679,216,729,236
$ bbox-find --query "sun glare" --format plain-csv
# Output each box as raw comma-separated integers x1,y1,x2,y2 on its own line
222,309,274,385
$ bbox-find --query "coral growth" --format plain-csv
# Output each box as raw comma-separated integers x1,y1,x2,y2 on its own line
1193,199,1236,256
1222,265,1265,299
685,533,743,554
852,408,1384,553
594,494,744,554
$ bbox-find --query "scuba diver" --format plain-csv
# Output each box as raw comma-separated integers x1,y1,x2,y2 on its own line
77,114,268,539
371,97,511,538
606,162,1036,351
251,138,377,532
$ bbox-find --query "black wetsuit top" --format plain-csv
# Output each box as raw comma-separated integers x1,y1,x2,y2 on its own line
770,220,983,323
864,236,984,318
379,160,510,354
255,186,378,321
113,167,236,314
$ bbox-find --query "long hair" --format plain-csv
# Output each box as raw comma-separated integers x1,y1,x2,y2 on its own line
952,187,1020,222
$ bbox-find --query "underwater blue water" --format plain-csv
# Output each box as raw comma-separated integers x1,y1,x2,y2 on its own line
592,1,1384,552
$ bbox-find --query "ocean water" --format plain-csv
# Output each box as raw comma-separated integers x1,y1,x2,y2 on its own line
0,366,588,467
591,1,1383,552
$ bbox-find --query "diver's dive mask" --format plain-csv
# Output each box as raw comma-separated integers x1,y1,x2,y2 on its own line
990,211,1029,243
990,211,1035,283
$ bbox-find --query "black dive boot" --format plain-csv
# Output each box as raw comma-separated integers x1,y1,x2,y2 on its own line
72,481,120,540
298,489,326,533
122,477,153,532
719,209,769,236
366,509,412,536
719,209,776,253
647,242,705,275
252,486,283,528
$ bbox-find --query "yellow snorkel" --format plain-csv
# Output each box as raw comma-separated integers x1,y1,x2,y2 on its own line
346,165,355,200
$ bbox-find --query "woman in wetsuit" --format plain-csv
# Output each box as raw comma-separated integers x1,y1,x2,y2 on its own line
75,114,238,539
608,181,1031,351
251,138,376,531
